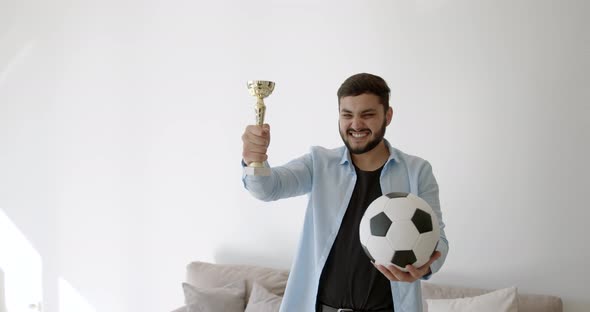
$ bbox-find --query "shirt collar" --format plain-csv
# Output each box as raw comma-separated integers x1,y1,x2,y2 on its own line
339,139,400,166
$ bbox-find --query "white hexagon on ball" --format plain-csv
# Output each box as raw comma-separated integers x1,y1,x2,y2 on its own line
383,198,417,221
365,236,394,265
386,220,419,251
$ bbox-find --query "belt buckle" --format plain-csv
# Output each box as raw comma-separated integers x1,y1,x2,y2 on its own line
337,309,354,312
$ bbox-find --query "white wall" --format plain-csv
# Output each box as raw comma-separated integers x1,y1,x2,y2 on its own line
1,0,588,311
0,267,6,312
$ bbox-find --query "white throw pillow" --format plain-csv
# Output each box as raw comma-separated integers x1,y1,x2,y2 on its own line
426,286,518,312
244,282,282,312
182,280,246,312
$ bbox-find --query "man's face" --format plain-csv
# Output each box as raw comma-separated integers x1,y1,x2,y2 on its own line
338,93,392,155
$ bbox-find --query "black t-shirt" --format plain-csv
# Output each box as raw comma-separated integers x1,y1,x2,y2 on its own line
316,164,393,310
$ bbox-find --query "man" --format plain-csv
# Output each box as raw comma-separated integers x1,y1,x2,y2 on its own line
241,73,448,312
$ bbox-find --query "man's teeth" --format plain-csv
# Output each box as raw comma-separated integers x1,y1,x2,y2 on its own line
351,132,368,138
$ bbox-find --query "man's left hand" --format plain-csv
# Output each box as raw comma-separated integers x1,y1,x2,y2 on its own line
372,251,441,283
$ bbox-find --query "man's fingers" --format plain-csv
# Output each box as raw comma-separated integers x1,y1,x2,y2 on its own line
420,251,441,272
405,264,422,279
242,131,269,147
374,262,420,282
243,134,269,154
373,261,434,282
243,145,268,156
244,134,267,146
372,262,399,281
246,124,270,137
405,251,442,279
386,265,414,282
243,124,271,148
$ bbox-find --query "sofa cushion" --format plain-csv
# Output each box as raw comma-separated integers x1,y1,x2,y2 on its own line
425,286,517,312
244,282,283,312
421,282,563,312
186,261,289,304
182,281,246,312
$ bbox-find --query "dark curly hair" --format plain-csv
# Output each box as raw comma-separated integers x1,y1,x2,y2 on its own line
337,73,390,111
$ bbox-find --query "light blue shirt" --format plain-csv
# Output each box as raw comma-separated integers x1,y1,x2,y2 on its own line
242,140,449,312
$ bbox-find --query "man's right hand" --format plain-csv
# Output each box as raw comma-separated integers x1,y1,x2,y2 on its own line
242,124,271,165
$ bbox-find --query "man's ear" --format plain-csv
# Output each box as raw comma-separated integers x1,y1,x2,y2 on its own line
386,106,393,126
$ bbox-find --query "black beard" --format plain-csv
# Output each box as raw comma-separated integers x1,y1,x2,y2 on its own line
340,118,387,155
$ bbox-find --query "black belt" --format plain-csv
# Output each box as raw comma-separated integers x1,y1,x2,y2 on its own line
319,304,392,312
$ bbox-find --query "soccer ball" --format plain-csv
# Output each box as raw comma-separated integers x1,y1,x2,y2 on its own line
359,192,440,272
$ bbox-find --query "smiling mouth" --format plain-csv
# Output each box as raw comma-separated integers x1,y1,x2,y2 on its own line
349,130,370,138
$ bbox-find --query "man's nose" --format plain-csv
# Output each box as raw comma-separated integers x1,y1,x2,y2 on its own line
350,116,364,130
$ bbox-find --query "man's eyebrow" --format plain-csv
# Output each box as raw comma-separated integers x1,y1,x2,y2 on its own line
339,108,378,114
360,109,377,113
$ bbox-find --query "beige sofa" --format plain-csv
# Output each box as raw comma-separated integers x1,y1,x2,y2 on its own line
172,261,562,312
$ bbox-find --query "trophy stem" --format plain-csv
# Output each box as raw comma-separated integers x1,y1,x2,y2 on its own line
255,98,266,126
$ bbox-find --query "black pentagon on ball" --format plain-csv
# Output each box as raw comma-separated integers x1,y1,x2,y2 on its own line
370,212,392,237
361,243,375,262
385,192,409,199
411,208,433,233
391,250,417,268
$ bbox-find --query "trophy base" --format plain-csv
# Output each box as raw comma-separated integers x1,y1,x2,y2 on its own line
244,166,271,176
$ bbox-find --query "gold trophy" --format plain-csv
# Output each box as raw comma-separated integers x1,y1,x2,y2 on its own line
245,80,275,176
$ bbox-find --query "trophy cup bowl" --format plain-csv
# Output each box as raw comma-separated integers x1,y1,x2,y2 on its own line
247,80,275,99
245,80,275,176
